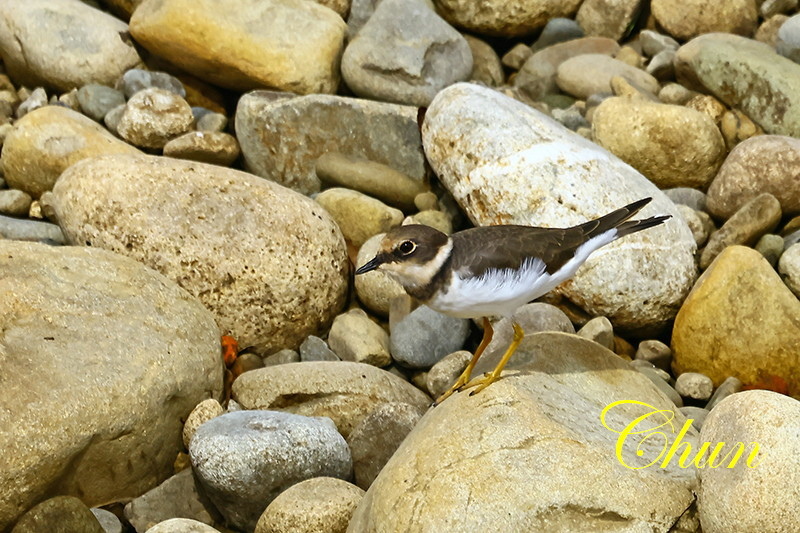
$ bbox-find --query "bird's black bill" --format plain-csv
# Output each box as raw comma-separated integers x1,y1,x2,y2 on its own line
355,256,382,275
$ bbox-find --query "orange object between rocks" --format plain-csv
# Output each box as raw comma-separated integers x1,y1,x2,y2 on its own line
221,335,239,367
742,374,790,396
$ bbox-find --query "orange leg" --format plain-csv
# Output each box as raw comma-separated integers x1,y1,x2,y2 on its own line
462,321,524,396
433,317,494,406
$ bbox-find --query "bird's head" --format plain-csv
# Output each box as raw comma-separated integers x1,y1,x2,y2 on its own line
355,225,452,290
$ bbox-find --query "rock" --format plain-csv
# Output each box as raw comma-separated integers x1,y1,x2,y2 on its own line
719,108,764,149
0,0,142,92
341,0,472,107
231,353,265,376
0,190,32,217
51,154,348,355
315,153,426,212
700,193,782,269
117,68,186,99
255,477,364,533
672,246,800,395
501,43,533,70
705,376,743,411
757,14,791,46
556,54,660,99
91,508,122,533
463,35,504,87
678,406,709,431
354,233,406,317
77,84,126,122
162,132,240,167
349,332,697,531
236,91,425,195
0,215,65,244
698,391,800,533
674,372,714,401
262,349,301,367
190,411,351,532
299,335,341,362
0,241,222,531
346,403,423,490
1,106,141,198
636,367,684,407
530,18,585,52
182,399,225,448
762,0,797,18
10,496,104,533
421,83,697,334
777,13,800,62
315,188,404,248
675,205,713,247
576,316,614,350
194,111,227,133
390,304,470,369
651,0,757,41
402,210,452,234
434,0,582,37
144,518,220,532
755,233,785,266
328,309,392,367
706,135,800,218
117,88,195,149
664,187,707,212
779,243,800,297
576,0,642,40
232,362,430,438
592,97,725,190
635,339,672,371
675,33,800,137
425,350,472,399
640,30,680,57
658,83,697,105
130,0,346,93
124,469,216,533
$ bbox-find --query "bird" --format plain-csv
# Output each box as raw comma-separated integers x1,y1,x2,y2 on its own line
355,197,671,405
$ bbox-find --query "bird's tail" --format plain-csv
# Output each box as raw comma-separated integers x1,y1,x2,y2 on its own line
577,197,671,238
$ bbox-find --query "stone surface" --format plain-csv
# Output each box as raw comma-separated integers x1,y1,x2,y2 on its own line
300,335,340,362
0,241,222,531
341,0,472,107
756,233,785,266
51,154,348,355
0,0,142,92
256,477,364,533
315,188,404,247
777,13,800,62
10,496,104,533
635,339,672,371
705,377,744,411
556,54,660,99
236,92,425,195
328,309,391,367
433,0,583,37
591,97,726,190
232,362,430,438
698,391,800,533
675,33,800,137
349,332,697,531
77,85,126,122
707,135,800,218
390,304,470,369
652,0,758,41
674,372,714,401
421,83,697,334
1,106,141,198
425,350,472,399
182,399,224,448
117,88,195,149
189,410,352,532
675,205,713,247
124,469,216,533
354,233,406,317
144,518,220,533
678,406,709,432
700,193,782,269
130,0,346,93
672,246,800,395
162,132,241,167
118,68,186,99
0,190,32,217
464,35,504,87
0,215,65,244
779,243,800,297
576,316,614,350
576,0,642,40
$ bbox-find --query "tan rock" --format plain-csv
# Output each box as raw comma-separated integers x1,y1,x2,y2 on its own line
163,131,241,167
672,246,800,395
576,0,643,40
182,398,224,448
592,97,726,189
130,0,346,93
51,154,349,355
1,106,140,198
556,54,660,99
464,35,504,87
315,188,403,248
651,0,758,41
117,88,195,149
434,0,582,37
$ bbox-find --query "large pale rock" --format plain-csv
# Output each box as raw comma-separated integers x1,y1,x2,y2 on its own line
707,135,800,218
672,246,800,395
592,97,726,189
0,241,222,531
236,91,425,194
556,54,660,99
129,0,346,93
675,33,800,137
433,0,582,37
232,362,430,438
0,0,142,91
652,0,758,41
1,106,140,198
51,154,348,355
698,391,800,533
348,333,698,532
422,83,697,334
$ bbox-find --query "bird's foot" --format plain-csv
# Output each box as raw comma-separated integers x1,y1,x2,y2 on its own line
462,372,501,396
432,373,471,406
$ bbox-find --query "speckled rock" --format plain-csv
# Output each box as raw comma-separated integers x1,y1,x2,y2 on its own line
675,205,713,247
348,333,697,531
51,154,348,355
341,0,472,107
698,391,800,533
354,233,406,317
232,362,430,438
117,68,186,99
464,35,504,87
705,376,743,411
0,0,142,91
0,241,222,531
674,372,714,401
425,350,472,399
10,496,104,533
675,33,800,137
300,335,340,362
1,106,141,198
576,316,614,350
421,83,697,334
76,84,126,122
144,518,220,533
163,131,241,167
672,246,800,395
130,0,346,93
0,190,32,217
779,243,800,297
652,0,757,41
390,304,470,369
182,399,224,448
124,469,216,533
591,97,726,190
256,477,364,533
635,339,672,371
707,135,800,218
236,92,425,195
327,308,392,367
433,0,582,37
556,54,660,99
576,0,642,40
117,88,195,149
315,188,404,247
190,411,352,532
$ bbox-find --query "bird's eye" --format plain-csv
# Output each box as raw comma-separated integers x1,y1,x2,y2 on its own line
398,240,416,255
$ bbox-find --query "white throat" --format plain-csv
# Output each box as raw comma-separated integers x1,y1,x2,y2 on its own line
382,238,453,289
